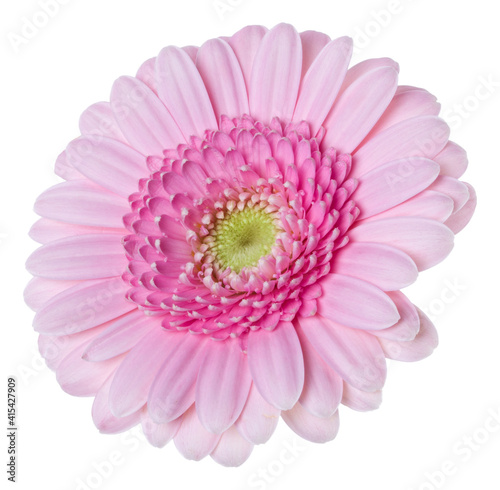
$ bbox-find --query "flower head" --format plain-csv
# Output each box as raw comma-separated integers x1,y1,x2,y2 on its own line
26,23,476,466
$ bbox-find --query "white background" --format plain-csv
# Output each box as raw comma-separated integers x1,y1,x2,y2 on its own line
1,0,499,489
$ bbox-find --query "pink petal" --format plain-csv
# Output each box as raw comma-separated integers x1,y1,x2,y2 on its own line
318,273,400,330
66,136,146,197
293,36,353,134
92,374,142,434
435,141,468,179
351,116,450,178
79,102,126,142
33,277,134,335
108,326,173,417
355,157,440,218
26,234,126,280
249,23,302,124
299,30,331,77
235,383,280,445
298,315,387,392
34,180,128,228
282,404,340,443
54,150,84,181
226,25,268,91
110,76,185,156
136,57,158,93
210,426,253,467
323,66,398,153
196,38,249,119
444,182,476,234
24,277,79,312
156,46,217,139
428,176,470,212
141,409,181,448
148,333,209,423
174,405,220,461
342,383,382,412
247,321,304,410
332,242,418,291
196,340,252,434
350,217,455,271
379,308,438,361
296,323,343,418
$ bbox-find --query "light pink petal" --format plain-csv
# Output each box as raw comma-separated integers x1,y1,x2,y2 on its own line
196,340,252,434
235,383,280,445
361,190,454,223
226,25,268,91
34,180,128,228
174,405,221,461
368,291,420,342
332,242,418,291
282,404,340,443
141,409,181,448
92,374,142,434
318,273,400,330
156,46,217,139
350,217,454,271
182,45,198,62
136,57,158,93
108,326,175,417
210,426,253,467
66,136,146,197
323,66,398,153
26,234,126,280
299,30,331,77
298,315,387,392
196,38,249,119
428,176,470,212
355,157,440,218
79,101,126,142
247,321,304,410
33,277,134,335
83,309,155,362
148,333,209,423
293,36,353,134
366,86,440,138
351,116,450,178
444,182,476,234
249,23,302,124
110,76,185,155
56,345,125,397
24,277,79,312
379,308,438,361
296,323,343,418
435,141,468,178
54,150,85,181
342,383,382,412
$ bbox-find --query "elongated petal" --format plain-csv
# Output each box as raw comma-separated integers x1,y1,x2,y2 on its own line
319,273,400,330
249,23,302,123
342,383,382,412
282,404,340,443
248,321,304,410
25,277,79,312
79,101,126,142
444,183,476,233
141,409,181,448
299,30,330,77
210,426,253,467
435,141,468,178
299,315,387,392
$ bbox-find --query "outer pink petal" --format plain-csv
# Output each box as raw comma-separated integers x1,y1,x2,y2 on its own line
282,404,340,443
174,405,221,461
34,180,128,228
350,217,455,271
110,76,185,156
323,66,398,153
247,321,304,410
196,340,252,434
196,38,249,119
318,273,400,330
293,36,353,134
379,308,438,361
26,234,126,280
141,409,181,448
332,242,418,291
299,30,331,77
136,57,158,93
355,157,440,218
435,141,468,178
444,182,476,234
249,23,302,124
33,277,134,335
342,383,382,412
25,277,79,312
235,383,280,445
351,116,450,178
79,101,126,142
54,150,85,181
298,315,387,392
156,46,217,139
210,426,254,467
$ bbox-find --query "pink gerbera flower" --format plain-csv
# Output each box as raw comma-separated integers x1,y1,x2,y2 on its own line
25,23,476,466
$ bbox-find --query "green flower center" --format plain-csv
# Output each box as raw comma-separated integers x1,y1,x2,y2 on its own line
211,206,277,273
